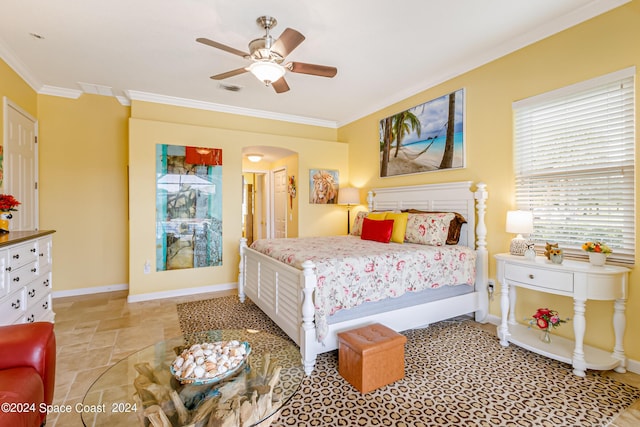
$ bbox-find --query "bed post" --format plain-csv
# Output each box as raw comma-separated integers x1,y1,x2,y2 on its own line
474,183,488,322
238,238,247,303
300,259,317,375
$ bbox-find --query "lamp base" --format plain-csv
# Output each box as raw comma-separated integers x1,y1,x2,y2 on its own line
510,237,528,256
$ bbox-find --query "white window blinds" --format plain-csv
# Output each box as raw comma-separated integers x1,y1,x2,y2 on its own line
513,67,636,264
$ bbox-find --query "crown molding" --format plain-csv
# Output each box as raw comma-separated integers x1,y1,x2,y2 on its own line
38,85,82,99
127,90,337,129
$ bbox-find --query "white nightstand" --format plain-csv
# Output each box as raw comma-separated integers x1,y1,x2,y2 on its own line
495,253,629,377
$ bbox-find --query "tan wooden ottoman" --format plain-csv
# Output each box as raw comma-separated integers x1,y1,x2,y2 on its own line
337,323,407,393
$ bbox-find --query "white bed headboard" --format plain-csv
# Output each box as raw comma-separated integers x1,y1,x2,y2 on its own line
366,181,487,250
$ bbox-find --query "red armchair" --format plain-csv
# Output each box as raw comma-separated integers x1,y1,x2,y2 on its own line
0,322,56,427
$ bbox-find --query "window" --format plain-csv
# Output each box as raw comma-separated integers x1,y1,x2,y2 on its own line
513,67,635,264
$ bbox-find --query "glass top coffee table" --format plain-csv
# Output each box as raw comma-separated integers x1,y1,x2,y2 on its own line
81,329,304,427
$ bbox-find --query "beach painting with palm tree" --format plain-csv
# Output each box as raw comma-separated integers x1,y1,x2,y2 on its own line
379,89,464,177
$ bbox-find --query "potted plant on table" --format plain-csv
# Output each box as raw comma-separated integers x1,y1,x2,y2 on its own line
581,241,612,266
0,194,20,233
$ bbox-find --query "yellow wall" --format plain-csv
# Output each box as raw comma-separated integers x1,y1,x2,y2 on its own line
131,100,337,141
128,108,348,297
339,1,640,357
0,59,37,118
38,94,130,291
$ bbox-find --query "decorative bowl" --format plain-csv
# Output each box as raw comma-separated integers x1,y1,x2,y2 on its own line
169,340,251,385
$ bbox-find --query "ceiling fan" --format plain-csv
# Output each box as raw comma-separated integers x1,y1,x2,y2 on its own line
196,16,337,93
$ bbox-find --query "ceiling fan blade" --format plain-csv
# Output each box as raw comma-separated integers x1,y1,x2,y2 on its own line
196,37,249,58
271,77,290,94
271,28,305,58
210,68,249,80
285,62,337,78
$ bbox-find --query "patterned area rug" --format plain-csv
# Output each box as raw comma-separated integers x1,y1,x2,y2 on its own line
177,296,640,427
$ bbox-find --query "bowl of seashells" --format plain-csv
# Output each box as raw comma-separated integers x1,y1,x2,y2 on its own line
170,340,251,385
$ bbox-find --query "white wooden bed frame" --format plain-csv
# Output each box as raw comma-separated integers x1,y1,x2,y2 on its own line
238,181,488,375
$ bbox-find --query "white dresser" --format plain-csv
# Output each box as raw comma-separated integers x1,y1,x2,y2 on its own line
0,230,55,325
495,253,629,377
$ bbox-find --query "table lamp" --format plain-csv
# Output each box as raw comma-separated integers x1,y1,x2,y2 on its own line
337,187,360,234
506,210,533,255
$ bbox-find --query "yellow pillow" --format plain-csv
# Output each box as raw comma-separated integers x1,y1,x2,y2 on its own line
366,212,388,221
384,212,408,244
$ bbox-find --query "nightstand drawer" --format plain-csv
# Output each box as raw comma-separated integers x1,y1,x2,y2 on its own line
504,264,574,293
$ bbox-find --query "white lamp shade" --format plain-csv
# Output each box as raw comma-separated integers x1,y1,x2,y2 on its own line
337,187,360,205
506,210,533,234
248,62,286,84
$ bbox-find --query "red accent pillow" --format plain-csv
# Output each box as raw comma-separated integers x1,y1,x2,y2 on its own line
360,218,395,243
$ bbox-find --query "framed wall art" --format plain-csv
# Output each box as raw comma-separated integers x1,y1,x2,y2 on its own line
379,88,465,177
156,144,223,271
309,169,339,204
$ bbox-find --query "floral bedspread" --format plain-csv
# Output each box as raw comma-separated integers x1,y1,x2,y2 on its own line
249,235,476,341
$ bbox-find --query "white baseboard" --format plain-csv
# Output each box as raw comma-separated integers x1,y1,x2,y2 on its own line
483,313,640,374
126,282,237,303
51,282,238,303
52,283,129,299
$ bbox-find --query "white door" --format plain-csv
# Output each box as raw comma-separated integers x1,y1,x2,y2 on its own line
272,168,287,238
3,98,37,231
254,173,267,240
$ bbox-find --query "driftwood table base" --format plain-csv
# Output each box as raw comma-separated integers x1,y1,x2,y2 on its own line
81,330,304,427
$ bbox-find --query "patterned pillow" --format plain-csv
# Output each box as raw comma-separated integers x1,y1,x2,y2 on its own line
350,211,368,236
403,210,467,244
405,213,455,246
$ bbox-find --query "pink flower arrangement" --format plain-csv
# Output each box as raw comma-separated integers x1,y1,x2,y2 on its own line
530,308,568,330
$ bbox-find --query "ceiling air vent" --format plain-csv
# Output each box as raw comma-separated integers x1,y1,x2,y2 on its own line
218,83,242,92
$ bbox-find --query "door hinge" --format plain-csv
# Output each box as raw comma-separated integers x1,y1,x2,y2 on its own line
35,136,38,144
35,182,38,190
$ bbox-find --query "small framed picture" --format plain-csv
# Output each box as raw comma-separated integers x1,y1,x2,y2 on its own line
309,169,339,204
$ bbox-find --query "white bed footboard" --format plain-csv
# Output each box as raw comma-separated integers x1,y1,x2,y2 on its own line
238,181,489,375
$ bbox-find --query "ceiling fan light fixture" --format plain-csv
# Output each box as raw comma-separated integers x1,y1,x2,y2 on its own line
248,61,285,86
246,153,263,162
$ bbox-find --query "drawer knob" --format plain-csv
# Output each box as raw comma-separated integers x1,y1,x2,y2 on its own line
42,301,48,310
13,277,20,282
31,268,37,273
28,289,36,298
44,279,50,287
12,254,19,259
529,274,535,279
11,300,20,309
27,315,35,323
5,266,11,272
30,248,36,253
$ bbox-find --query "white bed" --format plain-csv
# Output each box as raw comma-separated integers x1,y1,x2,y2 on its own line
238,181,489,374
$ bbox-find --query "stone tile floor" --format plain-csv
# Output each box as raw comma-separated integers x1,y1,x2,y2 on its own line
48,289,233,426
48,290,640,426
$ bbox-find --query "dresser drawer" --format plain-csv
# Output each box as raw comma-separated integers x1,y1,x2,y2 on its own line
25,294,51,323
7,261,39,294
504,263,574,293
0,287,26,324
8,241,38,270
